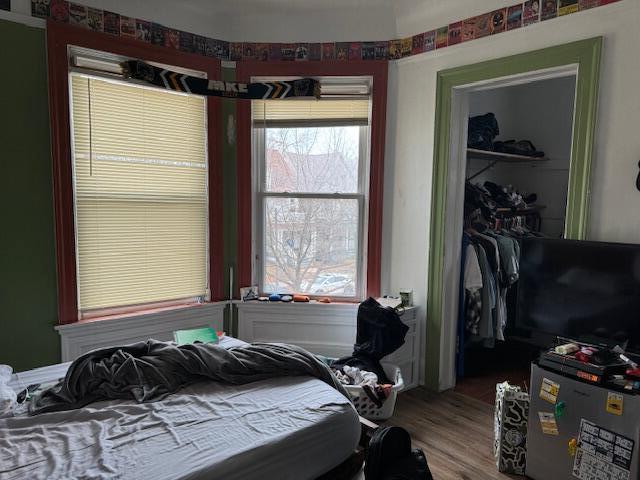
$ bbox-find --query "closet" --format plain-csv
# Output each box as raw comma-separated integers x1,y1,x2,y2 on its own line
457,75,577,396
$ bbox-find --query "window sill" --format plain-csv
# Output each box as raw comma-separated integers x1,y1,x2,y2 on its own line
56,301,227,332
233,300,417,314
233,299,361,308
76,302,211,325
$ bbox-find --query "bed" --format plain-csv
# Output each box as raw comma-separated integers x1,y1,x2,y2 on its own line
1,337,361,480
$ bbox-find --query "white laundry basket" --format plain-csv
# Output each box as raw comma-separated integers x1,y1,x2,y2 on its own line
343,363,404,420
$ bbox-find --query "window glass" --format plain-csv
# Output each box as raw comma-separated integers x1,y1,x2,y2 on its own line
264,126,360,194
254,81,371,299
263,196,358,295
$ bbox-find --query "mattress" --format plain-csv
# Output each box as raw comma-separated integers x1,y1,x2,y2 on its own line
1,338,360,480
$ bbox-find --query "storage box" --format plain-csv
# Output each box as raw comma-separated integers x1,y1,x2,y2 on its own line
494,381,530,475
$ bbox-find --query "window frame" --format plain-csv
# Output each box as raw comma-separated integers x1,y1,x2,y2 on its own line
68,72,211,318
236,60,388,301
48,20,223,324
253,122,370,299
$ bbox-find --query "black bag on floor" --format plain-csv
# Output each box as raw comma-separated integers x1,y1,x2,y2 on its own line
364,426,434,480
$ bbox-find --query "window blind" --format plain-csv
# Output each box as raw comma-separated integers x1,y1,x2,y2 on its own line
252,99,370,127
70,74,209,314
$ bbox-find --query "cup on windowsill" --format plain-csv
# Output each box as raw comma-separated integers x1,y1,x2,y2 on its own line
399,289,413,307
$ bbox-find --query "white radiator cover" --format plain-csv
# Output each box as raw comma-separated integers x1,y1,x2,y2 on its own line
56,302,226,362
55,301,421,390
237,303,421,389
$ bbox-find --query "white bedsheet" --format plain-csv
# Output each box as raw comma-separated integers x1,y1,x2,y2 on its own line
1,338,360,480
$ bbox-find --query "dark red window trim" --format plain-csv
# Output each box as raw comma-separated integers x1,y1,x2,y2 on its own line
47,21,224,325
235,60,388,299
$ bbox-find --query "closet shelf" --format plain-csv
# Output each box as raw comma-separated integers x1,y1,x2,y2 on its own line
495,205,546,216
467,148,550,163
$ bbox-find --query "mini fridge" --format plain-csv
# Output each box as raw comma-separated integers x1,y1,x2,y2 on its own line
526,363,639,480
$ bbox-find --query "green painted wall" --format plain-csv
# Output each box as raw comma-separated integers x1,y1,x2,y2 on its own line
0,20,241,369
0,19,60,371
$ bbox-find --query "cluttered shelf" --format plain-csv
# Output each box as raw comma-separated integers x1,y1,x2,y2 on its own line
467,148,550,163
495,205,546,216
466,148,550,181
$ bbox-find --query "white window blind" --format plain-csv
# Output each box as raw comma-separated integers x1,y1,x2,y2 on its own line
252,99,370,127
70,74,209,315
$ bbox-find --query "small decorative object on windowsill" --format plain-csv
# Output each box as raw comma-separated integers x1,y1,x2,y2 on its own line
239,286,259,302
399,289,414,307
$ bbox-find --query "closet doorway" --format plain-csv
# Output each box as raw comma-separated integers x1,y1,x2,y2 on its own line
458,70,576,401
426,38,602,393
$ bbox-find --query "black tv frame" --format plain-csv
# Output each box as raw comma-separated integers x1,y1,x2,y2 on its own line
514,238,640,355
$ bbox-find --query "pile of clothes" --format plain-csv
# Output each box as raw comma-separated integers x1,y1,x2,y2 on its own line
468,112,545,157
466,181,536,216
468,113,500,151
333,365,394,408
333,365,378,387
483,181,537,210
331,297,408,407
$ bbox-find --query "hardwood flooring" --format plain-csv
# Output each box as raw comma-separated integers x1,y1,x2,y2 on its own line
454,369,530,405
454,341,537,404
384,388,521,480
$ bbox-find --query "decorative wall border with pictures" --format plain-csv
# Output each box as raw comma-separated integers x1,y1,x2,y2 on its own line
18,0,623,62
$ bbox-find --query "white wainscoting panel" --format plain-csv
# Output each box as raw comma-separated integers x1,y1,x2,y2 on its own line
56,303,226,362
236,302,420,389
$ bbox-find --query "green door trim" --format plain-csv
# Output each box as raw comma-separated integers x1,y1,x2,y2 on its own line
426,37,602,390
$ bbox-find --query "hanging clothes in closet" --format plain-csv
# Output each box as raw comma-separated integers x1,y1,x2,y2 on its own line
456,180,545,377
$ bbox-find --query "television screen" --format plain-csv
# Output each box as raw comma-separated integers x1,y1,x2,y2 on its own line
517,238,640,354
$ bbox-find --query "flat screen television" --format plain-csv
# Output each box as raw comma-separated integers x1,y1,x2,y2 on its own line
516,238,640,354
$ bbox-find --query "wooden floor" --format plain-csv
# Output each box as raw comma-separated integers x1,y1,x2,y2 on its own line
454,341,536,404
384,388,520,480
454,367,530,405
